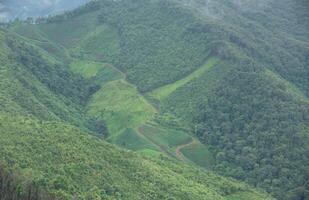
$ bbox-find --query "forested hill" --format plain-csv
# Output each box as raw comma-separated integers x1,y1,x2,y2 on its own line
1,0,308,199
0,28,273,200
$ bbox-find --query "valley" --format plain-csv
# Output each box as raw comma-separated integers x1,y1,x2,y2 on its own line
71,56,215,169
0,0,308,199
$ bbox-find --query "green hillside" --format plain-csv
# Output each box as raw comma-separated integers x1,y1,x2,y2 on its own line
0,113,273,200
149,57,219,101
2,0,308,199
87,80,156,135
0,30,95,129
0,27,273,199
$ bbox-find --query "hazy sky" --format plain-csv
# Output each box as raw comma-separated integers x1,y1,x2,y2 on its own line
0,0,89,21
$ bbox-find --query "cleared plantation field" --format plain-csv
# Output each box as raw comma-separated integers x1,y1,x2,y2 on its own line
87,80,156,135
139,124,192,151
70,60,103,78
180,141,215,169
160,60,231,123
94,64,124,85
112,128,159,152
149,57,219,101
226,192,273,200
70,60,123,84
138,124,215,169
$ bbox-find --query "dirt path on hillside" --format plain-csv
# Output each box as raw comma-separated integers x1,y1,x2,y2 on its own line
138,125,197,161
175,139,195,159
137,126,175,158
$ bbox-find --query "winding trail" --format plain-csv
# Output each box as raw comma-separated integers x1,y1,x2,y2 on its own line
137,126,176,158
175,139,195,160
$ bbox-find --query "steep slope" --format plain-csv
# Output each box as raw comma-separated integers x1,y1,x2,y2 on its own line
193,59,309,199
0,29,93,127
166,1,309,199
0,28,273,199
0,113,273,200
8,0,309,199
16,0,218,92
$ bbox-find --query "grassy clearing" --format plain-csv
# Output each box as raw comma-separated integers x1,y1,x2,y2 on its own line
265,69,309,102
180,141,215,169
139,124,192,150
149,57,219,101
70,60,123,84
159,60,231,124
94,64,124,85
112,128,159,152
137,149,162,157
226,191,272,200
70,60,103,78
139,124,215,169
87,80,156,135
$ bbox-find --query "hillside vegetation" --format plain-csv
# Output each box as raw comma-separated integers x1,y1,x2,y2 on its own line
3,0,308,199
0,27,274,199
0,113,274,200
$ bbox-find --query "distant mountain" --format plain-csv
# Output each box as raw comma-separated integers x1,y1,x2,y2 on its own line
0,0,89,21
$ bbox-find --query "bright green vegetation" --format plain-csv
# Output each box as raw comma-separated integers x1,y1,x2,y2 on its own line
264,69,309,103
139,124,191,151
180,141,215,170
70,60,103,78
70,60,123,85
87,80,156,135
138,124,215,169
226,192,272,200
160,60,231,123
150,57,219,101
112,128,159,152
0,113,273,200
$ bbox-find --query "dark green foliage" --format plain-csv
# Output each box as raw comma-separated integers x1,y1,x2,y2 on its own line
0,166,54,200
6,36,97,105
0,30,104,135
98,0,213,92
194,59,309,200
146,1,309,199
